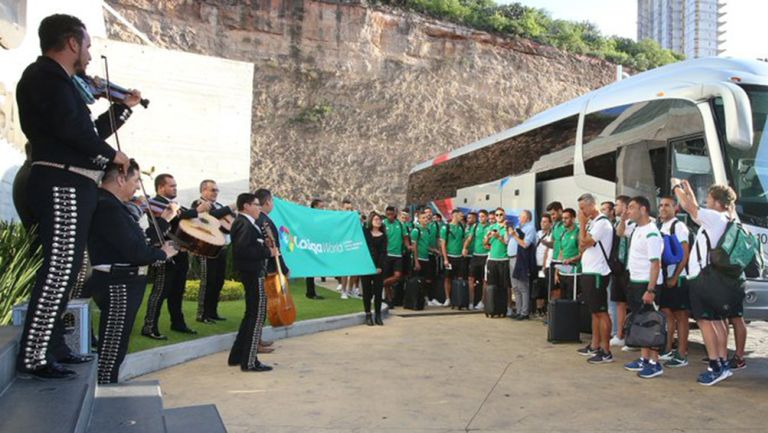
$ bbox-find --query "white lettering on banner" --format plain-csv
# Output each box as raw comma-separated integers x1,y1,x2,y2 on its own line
291,236,363,255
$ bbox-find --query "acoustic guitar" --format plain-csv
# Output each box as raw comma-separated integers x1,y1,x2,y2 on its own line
175,212,226,258
262,222,297,327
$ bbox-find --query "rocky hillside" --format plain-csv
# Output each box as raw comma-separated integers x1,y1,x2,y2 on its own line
105,0,617,210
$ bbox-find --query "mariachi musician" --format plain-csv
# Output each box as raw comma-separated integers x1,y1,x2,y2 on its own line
140,173,210,339
86,160,178,383
191,179,235,323
13,14,136,380
228,193,277,372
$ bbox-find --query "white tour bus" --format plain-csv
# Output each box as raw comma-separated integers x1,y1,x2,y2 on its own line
407,57,768,320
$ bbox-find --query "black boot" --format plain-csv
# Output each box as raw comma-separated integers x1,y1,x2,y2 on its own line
374,314,383,326
365,313,374,326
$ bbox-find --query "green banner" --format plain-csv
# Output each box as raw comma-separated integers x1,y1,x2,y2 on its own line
269,197,375,278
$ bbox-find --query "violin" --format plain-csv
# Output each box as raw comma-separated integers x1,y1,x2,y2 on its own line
262,222,297,327
74,73,150,108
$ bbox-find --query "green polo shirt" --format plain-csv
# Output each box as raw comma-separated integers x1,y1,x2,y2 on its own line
440,223,466,257
426,221,441,251
551,220,565,260
558,225,580,275
383,218,406,257
411,225,431,261
487,223,509,260
469,222,491,256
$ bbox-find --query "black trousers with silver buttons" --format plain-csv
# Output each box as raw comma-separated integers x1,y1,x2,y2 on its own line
89,271,145,384
16,166,97,372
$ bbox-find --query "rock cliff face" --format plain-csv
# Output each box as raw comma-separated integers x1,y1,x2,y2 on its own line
105,0,617,210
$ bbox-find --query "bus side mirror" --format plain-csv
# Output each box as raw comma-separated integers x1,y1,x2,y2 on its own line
718,82,754,150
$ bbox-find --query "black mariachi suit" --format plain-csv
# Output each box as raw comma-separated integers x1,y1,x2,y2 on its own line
14,56,120,372
256,212,290,276
228,214,272,369
141,197,234,333
190,199,234,321
86,189,167,383
141,196,198,334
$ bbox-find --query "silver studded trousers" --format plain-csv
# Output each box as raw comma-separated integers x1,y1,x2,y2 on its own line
90,271,145,384
17,165,98,371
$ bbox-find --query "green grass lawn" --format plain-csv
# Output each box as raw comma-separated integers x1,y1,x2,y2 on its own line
91,280,362,353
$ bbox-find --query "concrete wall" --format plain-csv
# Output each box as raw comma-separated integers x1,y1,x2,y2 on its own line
89,38,254,206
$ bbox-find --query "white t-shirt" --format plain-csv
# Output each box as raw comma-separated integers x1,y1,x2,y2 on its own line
581,216,614,276
536,230,552,277
659,218,690,279
687,208,731,279
536,230,551,266
628,222,664,285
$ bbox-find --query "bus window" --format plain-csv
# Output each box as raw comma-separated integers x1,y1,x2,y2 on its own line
714,86,768,227
670,135,713,205
584,99,706,208
407,115,578,205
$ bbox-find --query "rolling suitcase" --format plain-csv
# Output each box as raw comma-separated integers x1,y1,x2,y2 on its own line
484,284,507,317
547,263,581,343
403,276,425,310
450,279,470,309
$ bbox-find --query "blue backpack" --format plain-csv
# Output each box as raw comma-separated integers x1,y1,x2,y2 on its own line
660,220,684,267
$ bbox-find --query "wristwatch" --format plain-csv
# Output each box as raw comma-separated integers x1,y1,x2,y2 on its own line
646,287,656,294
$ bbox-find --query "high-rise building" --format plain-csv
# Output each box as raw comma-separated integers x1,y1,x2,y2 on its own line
637,0,726,58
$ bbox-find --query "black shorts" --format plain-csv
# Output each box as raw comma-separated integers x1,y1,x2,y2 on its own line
415,259,433,280
469,255,488,281
486,259,509,290
402,252,412,275
658,278,691,312
446,256,467,279
610,270,629,303
627,282,663,314
383,256,404,278
580,274,610,313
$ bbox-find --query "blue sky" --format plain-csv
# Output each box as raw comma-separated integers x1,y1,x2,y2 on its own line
500,0,768,59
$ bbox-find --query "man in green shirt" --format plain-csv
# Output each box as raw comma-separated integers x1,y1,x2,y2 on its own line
464,210,490,309
556,208,581,300
484,207,510,309
439,209,467,307
411,211,433,284
383,206,409,306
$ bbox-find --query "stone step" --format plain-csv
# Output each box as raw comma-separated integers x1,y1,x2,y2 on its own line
86,381,165,433
164,404,227,433
0,358,97,433
0,326,20,395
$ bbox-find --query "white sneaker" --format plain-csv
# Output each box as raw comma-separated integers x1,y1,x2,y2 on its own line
622,345,639,352
610,336,625,347
335,284,343,292
340,292,349,300
426,299,436,307
476,301,484,310
468,304,475,311
507,307,514,317
442,299,450,307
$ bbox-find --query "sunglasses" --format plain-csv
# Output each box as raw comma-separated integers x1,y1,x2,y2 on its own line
495,213,504,217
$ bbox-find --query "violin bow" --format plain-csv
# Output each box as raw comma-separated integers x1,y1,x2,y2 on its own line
101,55,168,254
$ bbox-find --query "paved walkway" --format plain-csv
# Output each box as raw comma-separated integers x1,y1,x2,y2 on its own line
141,313,768,433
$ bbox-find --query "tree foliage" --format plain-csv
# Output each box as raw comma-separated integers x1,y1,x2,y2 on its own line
380,0,685,71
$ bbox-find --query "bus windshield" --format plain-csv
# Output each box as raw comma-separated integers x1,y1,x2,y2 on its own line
718,85,768,226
